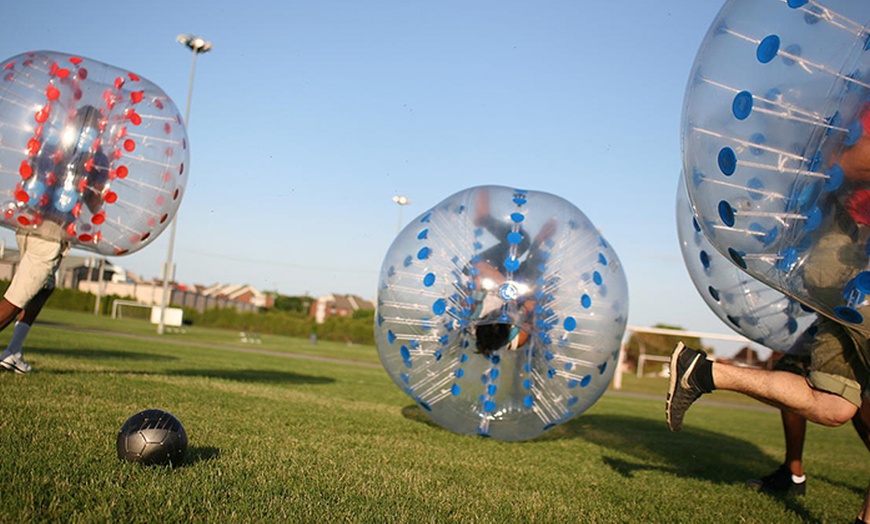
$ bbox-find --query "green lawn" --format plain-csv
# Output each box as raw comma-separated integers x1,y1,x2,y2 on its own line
0,309,866,522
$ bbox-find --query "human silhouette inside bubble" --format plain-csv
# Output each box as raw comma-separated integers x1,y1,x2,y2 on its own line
468,188,557,356
377,184,628,441
0,105,109,374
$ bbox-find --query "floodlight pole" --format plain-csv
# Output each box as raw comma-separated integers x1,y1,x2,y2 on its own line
392,195,410,234
94,257,106,316
157,34,212,335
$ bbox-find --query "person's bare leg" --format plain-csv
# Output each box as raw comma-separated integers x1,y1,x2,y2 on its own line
19,286,52,326
712,364,858,426
0,297,26,372
852,409,870,522
782,410,808,477
858,480,870,523
2,286,53,360
0,298,22,333
747,410,808,494
852,401,870,454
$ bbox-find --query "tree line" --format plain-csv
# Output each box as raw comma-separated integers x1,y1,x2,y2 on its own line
0,281,376,346
9,281,712,356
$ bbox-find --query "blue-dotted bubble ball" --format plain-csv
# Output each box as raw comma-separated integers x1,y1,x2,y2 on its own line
682,0,870,334
375,185,629,441
0,50,189,256
677,173,816,354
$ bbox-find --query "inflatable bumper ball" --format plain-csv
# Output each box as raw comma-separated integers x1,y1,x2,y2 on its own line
0,50,189,256
375,185,628,441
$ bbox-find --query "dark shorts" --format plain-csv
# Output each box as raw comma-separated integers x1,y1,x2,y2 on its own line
772,352,810,377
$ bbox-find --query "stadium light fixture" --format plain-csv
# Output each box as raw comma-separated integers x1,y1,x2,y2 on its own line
392,195,411,233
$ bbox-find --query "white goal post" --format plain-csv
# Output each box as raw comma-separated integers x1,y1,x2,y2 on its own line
111,300,152,320
111,299,183,327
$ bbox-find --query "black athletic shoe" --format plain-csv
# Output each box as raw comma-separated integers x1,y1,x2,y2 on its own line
747,465,806,496
666,342,710,432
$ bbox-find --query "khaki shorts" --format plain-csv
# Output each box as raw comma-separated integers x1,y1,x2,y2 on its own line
4,228,69,309
799,317,870,407
797,207,870,406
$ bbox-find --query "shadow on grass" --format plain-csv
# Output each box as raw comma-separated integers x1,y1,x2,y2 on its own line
549,414,819,523
184,445,221,466
401,405,443,430
812,474,866,497
165,368,335,385
34,366,334,386
30,346,178,362
25,346,334,385
400,406,818,522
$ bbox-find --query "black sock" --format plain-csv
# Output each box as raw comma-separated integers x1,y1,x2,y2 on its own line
693,356,716,393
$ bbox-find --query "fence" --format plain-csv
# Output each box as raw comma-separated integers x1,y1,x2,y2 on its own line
79,281,260,314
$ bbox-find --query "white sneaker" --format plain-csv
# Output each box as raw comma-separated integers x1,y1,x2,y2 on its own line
0,353,32,374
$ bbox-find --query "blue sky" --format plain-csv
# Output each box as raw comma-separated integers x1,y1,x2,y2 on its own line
0,1,749,344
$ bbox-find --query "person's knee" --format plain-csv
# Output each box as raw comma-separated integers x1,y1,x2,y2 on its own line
818,396,858,427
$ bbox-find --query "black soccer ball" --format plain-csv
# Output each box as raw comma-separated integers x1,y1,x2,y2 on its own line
117,409,188,466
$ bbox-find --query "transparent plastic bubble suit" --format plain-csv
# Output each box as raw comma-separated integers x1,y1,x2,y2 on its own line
682,1,870,333
677,173,816,354
0,50,189,255
375,185,629,441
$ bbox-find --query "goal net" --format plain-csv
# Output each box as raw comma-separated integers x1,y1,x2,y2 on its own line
111,300,153,321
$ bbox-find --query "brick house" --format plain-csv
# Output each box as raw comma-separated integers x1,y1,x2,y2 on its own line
731,346,763,367
200,283,275,309
310,293,374,324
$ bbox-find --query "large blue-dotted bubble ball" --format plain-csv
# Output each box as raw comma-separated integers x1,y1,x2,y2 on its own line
0,50,189,256
682,0,870,333
677,174,816,354
375,185,629,441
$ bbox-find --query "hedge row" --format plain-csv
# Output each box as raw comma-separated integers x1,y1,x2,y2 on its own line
0,281,376,346
0,280,118,316
181,305,375,345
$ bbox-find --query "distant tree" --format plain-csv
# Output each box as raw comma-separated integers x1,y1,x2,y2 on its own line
352,309,374,321
272,295,313,314
317,315,375,345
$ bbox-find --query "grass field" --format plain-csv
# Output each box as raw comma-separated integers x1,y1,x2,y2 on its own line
0,309,867,522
